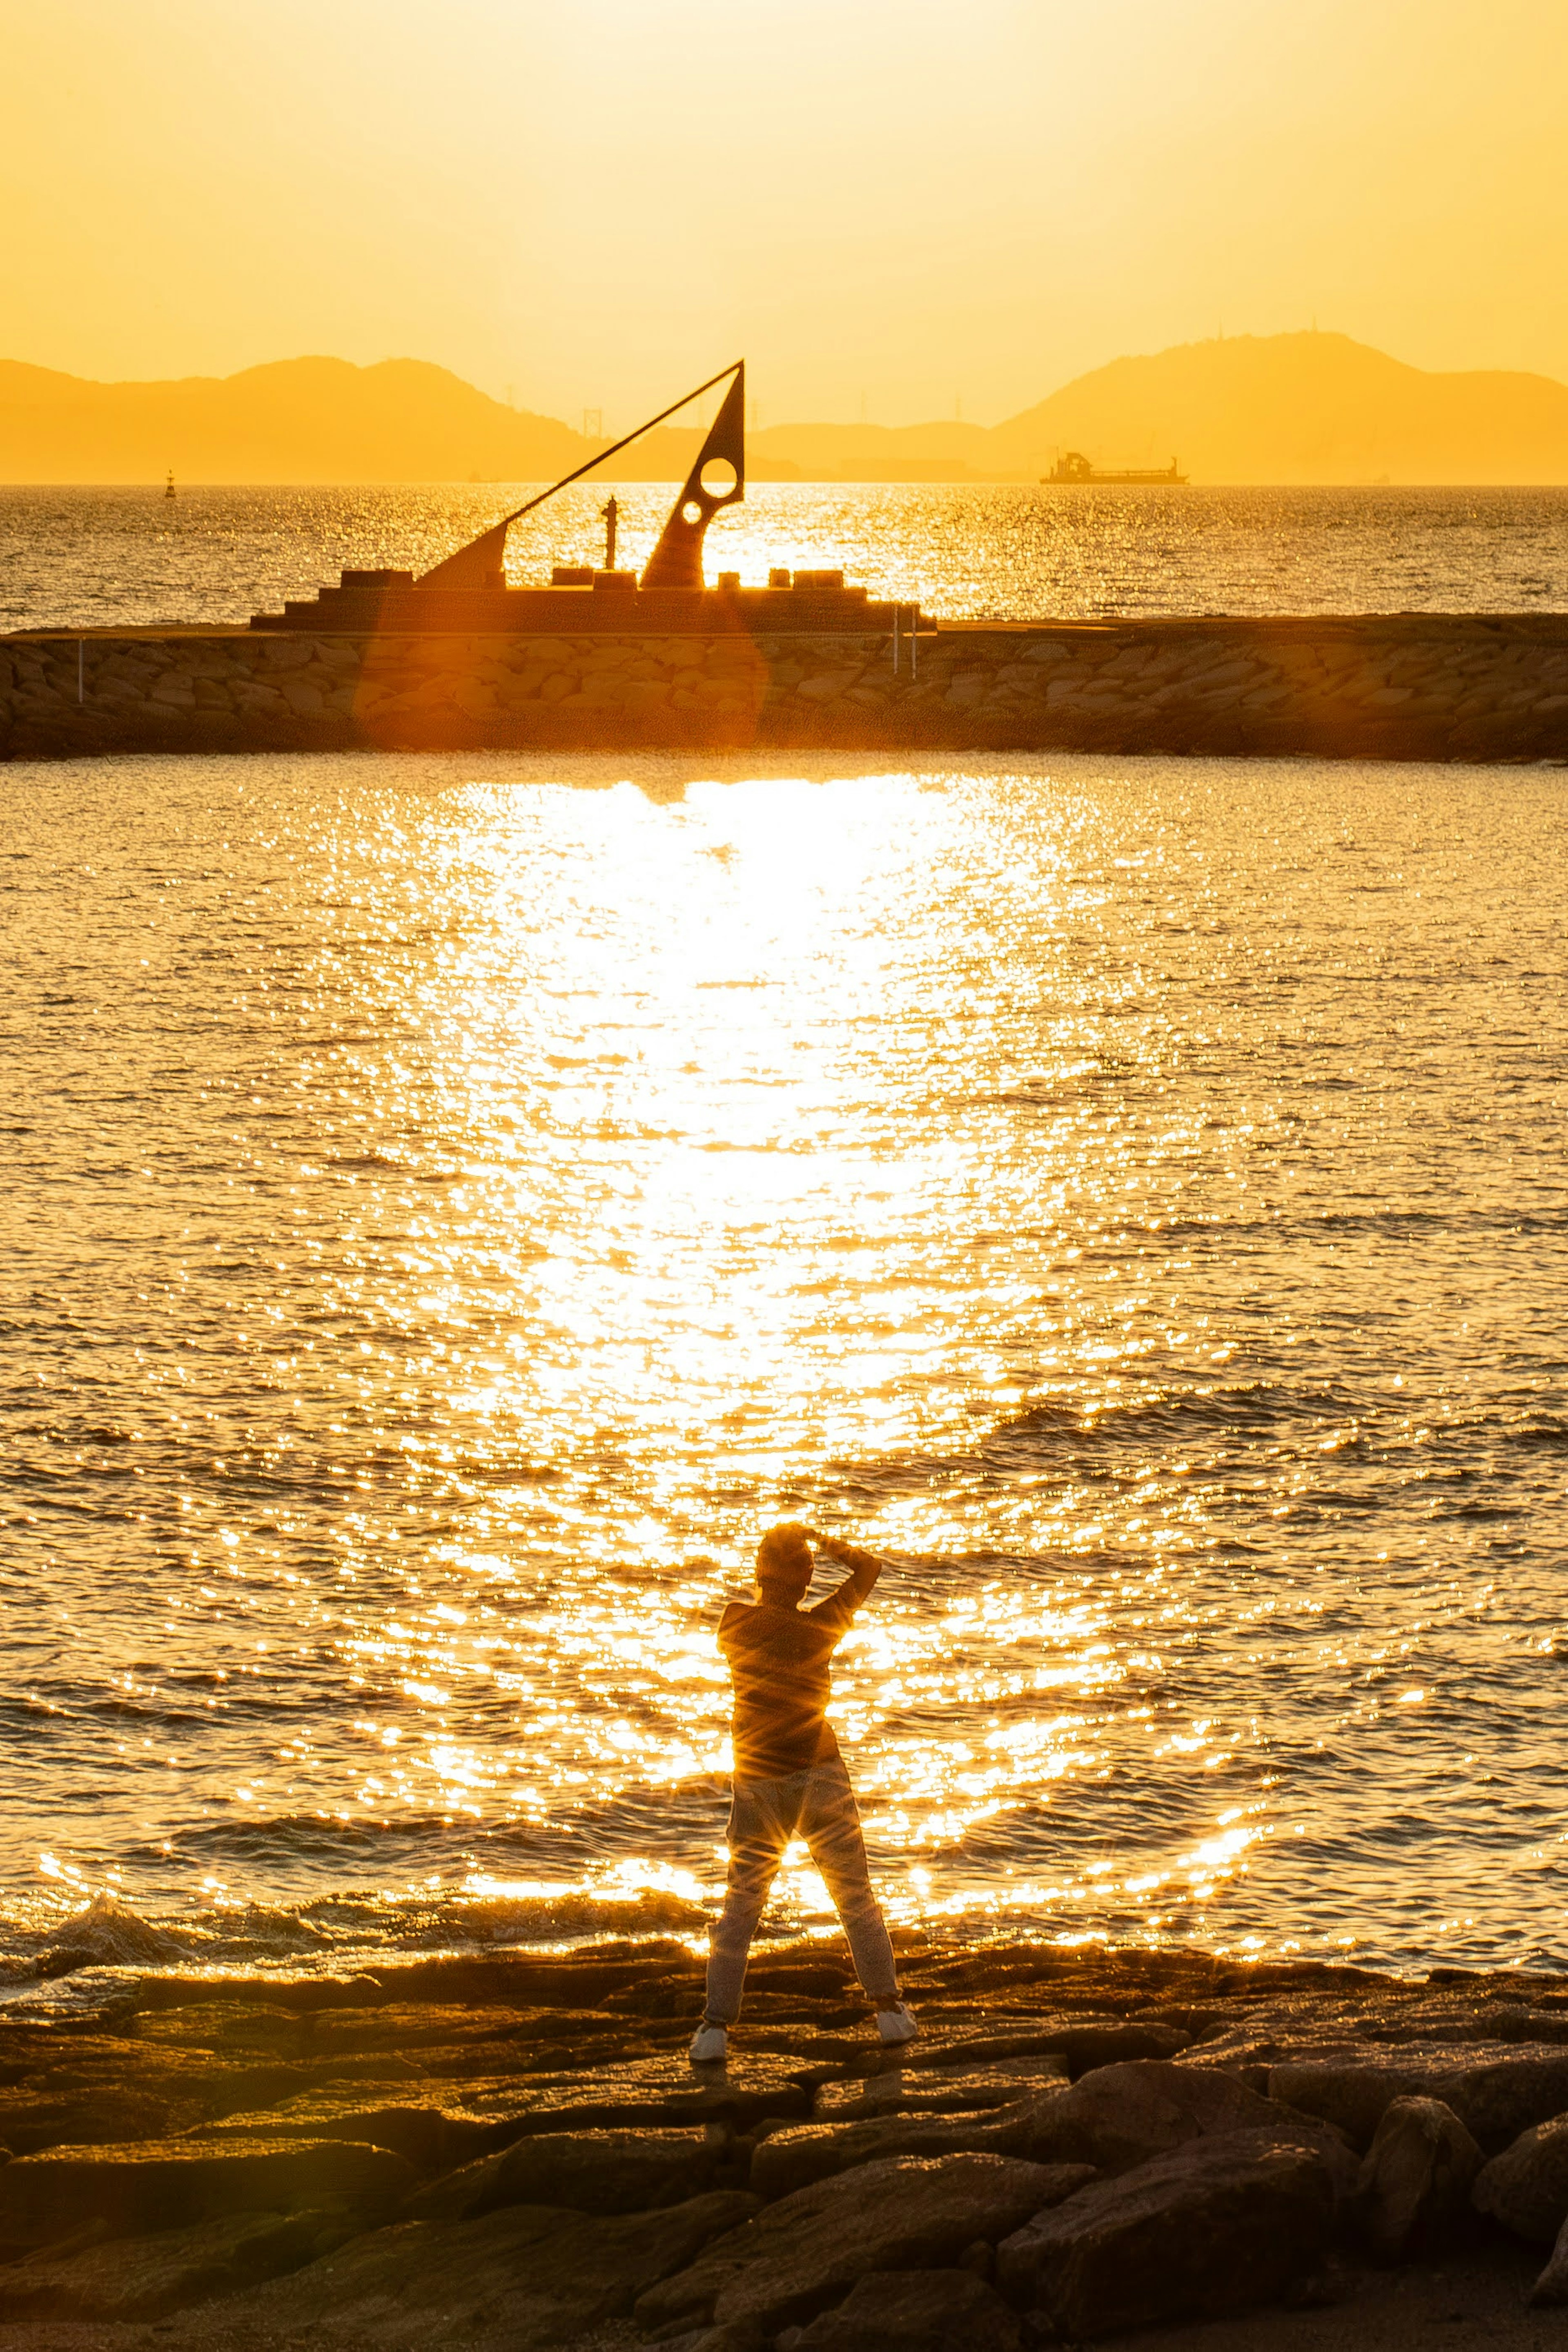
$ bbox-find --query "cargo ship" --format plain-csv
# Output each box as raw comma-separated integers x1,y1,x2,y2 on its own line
1042,452,1188,485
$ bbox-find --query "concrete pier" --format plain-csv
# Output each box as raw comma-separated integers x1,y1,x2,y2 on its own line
4,613,1568,761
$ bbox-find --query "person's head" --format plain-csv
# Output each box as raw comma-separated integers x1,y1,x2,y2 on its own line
755,1521,813,1608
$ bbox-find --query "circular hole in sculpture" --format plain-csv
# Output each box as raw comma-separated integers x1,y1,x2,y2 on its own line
682,501,704,525
699,459,738,498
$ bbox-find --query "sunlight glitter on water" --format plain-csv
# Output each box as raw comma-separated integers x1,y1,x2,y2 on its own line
5,480,1568,635
4,748,1568,1977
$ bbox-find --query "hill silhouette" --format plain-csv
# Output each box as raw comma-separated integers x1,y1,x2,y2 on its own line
984,332,1568,484
0,356,588,486
4,334,1568,484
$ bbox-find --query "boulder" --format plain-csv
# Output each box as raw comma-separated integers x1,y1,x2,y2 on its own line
0,2054,317,2154
1019,2021,1190,2077
0,2208,325,2321
1352,2096,1482,2258
1036,2058,1343,2181
0,2085,194,2156
1172,2030,1279,2090
453,2052,813,2137
752,2104,1091,2201
1530,2207,1568,2308
635,2152,1069,2336
0,2135,414,2253
784,2267,1022,2350
1473,2111,1568,2245
132,1998,548,2060
402,2127,723,2219
221,2187,757,2350
996,2127,1335,2337
197,2096,480,2174
895,2022,1189,2079
815,2058,1067,2121
1273,2042,1568,2153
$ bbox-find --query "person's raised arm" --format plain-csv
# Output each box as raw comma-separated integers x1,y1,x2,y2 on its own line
804,1529,885,1620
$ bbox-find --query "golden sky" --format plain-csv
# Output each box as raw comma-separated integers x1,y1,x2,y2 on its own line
3,0,1566,428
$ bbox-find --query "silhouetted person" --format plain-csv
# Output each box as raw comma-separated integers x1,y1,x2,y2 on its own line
690,1522,915,2062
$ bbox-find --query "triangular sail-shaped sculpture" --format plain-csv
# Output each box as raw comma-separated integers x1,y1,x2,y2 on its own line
639,364,745,590
417,519,512,594
414,363,744,592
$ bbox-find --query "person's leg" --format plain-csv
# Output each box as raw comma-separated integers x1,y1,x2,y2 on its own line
702,1773,802,2026
797,1755,900,2009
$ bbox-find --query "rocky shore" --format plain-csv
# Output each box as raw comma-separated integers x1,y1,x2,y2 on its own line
5,1935,1568,2348
4,613,1568,761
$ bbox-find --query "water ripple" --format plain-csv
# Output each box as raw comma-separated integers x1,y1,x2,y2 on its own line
2,746,1565,1975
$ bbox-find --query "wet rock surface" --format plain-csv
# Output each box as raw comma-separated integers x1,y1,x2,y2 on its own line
3,1935,1568,2345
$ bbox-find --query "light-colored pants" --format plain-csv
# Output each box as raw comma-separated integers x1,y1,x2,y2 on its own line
704,1754,899,2025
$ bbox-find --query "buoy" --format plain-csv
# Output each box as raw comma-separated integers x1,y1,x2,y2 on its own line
164,469,176,499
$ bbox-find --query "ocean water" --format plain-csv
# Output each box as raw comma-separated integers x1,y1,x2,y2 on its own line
4,479,1568,634
5,739,1567,1987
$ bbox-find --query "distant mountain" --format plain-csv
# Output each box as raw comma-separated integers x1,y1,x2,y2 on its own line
5,335,1568,484
984,332,1568,485
0,356,589,485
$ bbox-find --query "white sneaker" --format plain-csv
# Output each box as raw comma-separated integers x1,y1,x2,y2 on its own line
689,2022,728,2064
877,2002,918,2045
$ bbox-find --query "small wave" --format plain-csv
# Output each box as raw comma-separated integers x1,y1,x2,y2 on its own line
0,1882,714,1992
1502,1419,1568,1454
32,1893,205,1978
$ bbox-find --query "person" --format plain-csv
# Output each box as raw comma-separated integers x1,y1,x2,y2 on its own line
690,1521,916,2063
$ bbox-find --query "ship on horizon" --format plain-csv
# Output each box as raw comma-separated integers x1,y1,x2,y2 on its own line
1043,451,1188,485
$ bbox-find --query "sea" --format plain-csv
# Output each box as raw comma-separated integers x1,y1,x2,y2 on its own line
3,481,1567,1997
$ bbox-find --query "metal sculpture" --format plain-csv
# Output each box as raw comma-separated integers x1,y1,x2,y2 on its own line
416,362,744,592
638,365,745,589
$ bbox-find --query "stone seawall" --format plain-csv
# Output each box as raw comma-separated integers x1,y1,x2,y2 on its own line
5,613,1568,761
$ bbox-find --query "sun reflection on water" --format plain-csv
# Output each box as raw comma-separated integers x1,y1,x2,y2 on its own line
5,751,1567,1969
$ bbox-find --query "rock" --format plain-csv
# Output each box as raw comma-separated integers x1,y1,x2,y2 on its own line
402,2127,723,2219
1352,2096,1482,2258
0,2134,414,2253
198,2095,481,2173
0,2085,194,2156
815,2058,1067,2120
997,2127,1335,2337
1473,2111,1568,2244
898,2023,1189,2076
1036,2057,1327,2176
477,2051,814,2136
787,2267,1022,2350
1530,2207,1568,2307
0,2208,324,2321
1172,2028,1280,2087
752,2104,1089,2201
635,2152,1067,2336
1274,2041,1568,2153
223,2187,757,2350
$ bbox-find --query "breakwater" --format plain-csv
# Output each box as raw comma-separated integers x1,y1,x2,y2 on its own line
4,612,1568,760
